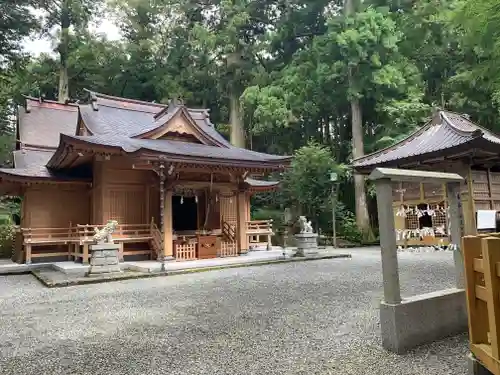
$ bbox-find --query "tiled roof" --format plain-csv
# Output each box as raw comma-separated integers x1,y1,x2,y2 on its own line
9,91,289,183
81,91,231,147
352,111,500,170
1,148,88,181
13,149,53,168
0,149,86,181
51,134,290,167
18,98,78,148
244,177,280,189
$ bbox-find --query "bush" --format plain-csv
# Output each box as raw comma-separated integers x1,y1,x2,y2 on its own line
0,224,16,259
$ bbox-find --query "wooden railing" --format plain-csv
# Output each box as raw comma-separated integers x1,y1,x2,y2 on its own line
77,223,154,261
463,233,500,375
247,219,273,250
222,221,236,242
246,220,273,234
21,226,79,263
22,226,77,244
76,223,152,243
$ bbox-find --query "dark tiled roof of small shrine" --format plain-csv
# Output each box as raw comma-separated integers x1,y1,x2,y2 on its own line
0,149,87,182
48,134,291,168
13,149,53,169
18,98,79,148
80,91,231,147
352,111,500,172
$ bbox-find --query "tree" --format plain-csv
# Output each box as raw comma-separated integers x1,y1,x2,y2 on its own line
38,0,103,102
282,143,339,230
0,0,39,63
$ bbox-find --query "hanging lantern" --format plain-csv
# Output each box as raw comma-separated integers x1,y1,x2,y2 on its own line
180,196,184,204
195,195,198,203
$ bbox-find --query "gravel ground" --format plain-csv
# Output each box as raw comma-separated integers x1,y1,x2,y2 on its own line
0,248,468,375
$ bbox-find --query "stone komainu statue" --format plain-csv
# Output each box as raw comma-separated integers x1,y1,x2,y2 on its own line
93,220,119,244
298,216,313,233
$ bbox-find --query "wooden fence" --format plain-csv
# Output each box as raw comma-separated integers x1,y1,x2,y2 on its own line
463,234,500,375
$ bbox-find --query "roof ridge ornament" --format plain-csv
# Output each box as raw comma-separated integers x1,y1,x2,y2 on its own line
431,107,443,124
90,91,99,111
472,129,483,138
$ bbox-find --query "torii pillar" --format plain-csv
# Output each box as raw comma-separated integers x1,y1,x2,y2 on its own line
369,168,467,354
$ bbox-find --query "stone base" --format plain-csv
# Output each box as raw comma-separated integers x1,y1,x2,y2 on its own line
87,243,122,276
468,353,494,375
295,233,318,256
380,288,467,354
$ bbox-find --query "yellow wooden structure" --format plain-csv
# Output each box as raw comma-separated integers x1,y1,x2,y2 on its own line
463,234,500,375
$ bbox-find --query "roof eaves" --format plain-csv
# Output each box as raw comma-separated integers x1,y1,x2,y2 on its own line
84,89,167,109
352,119,434,167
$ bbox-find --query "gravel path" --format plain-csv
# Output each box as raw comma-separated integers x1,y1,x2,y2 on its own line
0,249,468,375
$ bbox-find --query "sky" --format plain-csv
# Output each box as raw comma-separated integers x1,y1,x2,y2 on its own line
22,18,122,56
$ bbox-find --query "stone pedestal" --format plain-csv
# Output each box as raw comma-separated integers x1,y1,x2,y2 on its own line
294,233,318,257
86,243,122,276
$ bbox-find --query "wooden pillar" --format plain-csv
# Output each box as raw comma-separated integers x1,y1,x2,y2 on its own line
236,190,248,254
375,178,401,304
25,244,32,265
163,189,174,259
155,161,174,263
466,167,477,235
446,181,465,289
82,243,89,264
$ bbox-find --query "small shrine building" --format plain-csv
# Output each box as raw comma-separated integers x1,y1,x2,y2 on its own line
352,110,500,247
2,91,291,263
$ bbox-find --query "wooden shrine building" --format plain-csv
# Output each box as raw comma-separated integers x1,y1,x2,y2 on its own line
2,92,291,263
352,110,500,247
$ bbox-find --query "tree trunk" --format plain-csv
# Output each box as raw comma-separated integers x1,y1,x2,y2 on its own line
229,87,245,148
344,0,372,238
351,99,371,236
57,0,70,103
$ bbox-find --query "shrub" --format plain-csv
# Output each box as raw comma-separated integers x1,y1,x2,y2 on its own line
0,224,16,259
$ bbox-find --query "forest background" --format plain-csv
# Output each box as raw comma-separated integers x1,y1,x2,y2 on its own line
0,0,498,244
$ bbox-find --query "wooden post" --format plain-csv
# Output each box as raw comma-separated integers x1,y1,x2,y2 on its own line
236,190,248,254
25,244,32,265
447,181,465,289
163,189,174,259
463,236,489,346
83,244,89,264
467,167,477,235
375,178,401,304
482,237,500,358
119,242,124,262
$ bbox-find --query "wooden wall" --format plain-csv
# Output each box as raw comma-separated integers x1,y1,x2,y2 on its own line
92,157,254,227
22,185,90,227
93,157,153,225
220,195,237,224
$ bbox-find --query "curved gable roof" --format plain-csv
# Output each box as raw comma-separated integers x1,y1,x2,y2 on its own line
352,111,500,172
79,90,231,147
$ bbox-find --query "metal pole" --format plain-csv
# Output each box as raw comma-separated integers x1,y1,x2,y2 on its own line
332,184,337,248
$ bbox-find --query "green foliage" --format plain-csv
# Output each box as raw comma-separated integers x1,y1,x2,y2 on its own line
282,143,338,228
0,0,39,62
0,224,16,259
4,0,500,244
